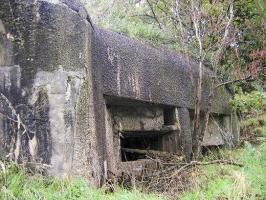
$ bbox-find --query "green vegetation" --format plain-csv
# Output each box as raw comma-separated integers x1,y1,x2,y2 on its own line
85,0,173,46
180,141,266,200
231,89,266,139
181,88,266,199
0,164,165,200
1,141,266,199
176,90,265,199
231,90,266,114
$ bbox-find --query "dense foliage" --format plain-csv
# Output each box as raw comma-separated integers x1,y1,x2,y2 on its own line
231,90,266,114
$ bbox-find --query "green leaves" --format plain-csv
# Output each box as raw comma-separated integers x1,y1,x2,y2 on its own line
202,1,224,18
230,90,266,114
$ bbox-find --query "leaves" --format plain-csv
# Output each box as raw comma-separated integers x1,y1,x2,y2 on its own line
230,90,266,114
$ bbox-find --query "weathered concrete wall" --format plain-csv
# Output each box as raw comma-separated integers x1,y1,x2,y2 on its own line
0,0,105,186
109,105,164,131
93,28,232,115
201,116,225,146
0,20,14,66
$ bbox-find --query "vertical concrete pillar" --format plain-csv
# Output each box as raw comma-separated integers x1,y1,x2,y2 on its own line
104,106,118,179
231,111,239,146
161,108,181,153
177,107,192,161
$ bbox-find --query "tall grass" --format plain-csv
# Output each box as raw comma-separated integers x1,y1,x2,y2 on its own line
1,138,265,199
0,164,165,200
180,141,266,200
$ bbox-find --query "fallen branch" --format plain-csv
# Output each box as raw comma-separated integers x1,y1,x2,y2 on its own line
121,148,181,157
147,159,243,178
191,159,243,167
176,159,243,176
19,161,52,169
121,148,184,163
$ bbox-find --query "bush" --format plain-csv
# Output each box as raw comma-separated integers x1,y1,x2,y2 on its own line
231,90,266,138
230,90,266,115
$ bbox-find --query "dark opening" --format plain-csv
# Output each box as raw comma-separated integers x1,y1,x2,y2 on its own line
121,133,162,161
163,107,176,125
201,145,223,155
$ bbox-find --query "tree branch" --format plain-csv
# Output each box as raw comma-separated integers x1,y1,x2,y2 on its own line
215,75,254,89
146,0,162,29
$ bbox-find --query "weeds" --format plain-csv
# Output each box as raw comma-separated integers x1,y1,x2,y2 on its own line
0,162,165,200
180,142,266,200
0,141,265,199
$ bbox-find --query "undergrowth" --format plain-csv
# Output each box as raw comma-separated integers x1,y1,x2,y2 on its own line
0,164,165,200
1,139,265,199
180,141,266,200
1,141,265,199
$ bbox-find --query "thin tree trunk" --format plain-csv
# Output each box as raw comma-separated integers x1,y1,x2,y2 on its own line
191,1,204,157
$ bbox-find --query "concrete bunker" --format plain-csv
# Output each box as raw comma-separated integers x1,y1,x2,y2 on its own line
104,95,235,176
0,0,239,186
105,98,179,162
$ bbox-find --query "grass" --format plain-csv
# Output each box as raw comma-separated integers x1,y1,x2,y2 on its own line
1,126,265,200
1,141,265,200
0,164,166,200
180,141,266,200
179,113,266,200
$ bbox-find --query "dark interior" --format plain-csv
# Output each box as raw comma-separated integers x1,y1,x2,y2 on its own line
121,133,162,161
163,107,176,125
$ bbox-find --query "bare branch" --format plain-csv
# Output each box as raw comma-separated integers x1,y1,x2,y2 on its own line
0,93,34,136
215,75,254,89
0,92,35,162
146,0,162,29
213,0,234,69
